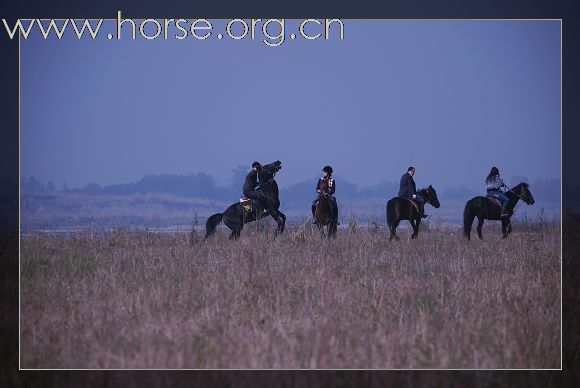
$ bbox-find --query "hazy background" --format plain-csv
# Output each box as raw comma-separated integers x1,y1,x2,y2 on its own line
20,20,561,228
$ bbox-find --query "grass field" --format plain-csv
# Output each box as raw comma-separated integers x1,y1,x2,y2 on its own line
20,220,561,369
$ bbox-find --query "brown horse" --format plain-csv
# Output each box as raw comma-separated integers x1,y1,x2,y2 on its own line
314,195,338,238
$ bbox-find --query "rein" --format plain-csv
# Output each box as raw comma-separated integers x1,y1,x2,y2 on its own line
259,170,277,188
506,185,528,203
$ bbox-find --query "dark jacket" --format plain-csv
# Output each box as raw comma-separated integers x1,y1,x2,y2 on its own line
243,170,259,195
398,172,417,198
316,176,336,196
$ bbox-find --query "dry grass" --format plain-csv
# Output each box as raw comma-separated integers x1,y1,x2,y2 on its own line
20,221,560,369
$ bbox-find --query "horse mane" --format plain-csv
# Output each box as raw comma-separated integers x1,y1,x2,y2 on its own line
418,186,436,195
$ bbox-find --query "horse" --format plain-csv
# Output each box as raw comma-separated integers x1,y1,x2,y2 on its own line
314,194,338,238
463,182,535,240
204,161,286,240
386,185,440,241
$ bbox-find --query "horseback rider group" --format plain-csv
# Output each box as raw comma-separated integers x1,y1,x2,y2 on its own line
239,161,512,222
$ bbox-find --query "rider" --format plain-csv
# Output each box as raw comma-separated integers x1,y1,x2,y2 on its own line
311,165,338,224
486,166,510,218
242,161,264,203
399,166,427,218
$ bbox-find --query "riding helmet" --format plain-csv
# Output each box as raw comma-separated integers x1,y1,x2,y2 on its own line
252,161,261,169
322,165,333,175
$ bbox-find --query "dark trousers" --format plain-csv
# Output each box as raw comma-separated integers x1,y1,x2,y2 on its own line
487,190,510,216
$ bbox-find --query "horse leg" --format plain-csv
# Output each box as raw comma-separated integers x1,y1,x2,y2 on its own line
414,218,421,239
230,222,243,240
502,218,512,238
331,220,338,238
476,217,484,240
390,219,400,241
269,209,286,236
317,223,325,238
277,211,286,234
229,226,240,240
409,219,417,239
327,220,337,239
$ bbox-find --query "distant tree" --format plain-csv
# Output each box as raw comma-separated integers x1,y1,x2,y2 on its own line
230,165,248,188
82,183,101,193
61,182,68,192
46,181,55,192
21,176,44,192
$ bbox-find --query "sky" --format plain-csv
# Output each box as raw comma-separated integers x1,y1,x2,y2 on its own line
21,19,561,190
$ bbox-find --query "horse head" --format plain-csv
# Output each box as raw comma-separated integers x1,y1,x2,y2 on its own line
258,161,282,196
422,185,441,208
262,160,282,174
511,182,535,205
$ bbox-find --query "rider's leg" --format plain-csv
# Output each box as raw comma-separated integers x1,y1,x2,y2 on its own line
497,192,510,217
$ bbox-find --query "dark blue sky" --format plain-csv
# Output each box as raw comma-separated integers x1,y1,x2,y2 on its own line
21,20,560,190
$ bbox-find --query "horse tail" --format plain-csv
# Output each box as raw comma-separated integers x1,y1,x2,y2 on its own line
463,200,475,239
205,213,223,239
386,199,395,229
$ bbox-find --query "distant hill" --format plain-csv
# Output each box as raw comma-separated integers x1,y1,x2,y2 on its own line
20,174,562,230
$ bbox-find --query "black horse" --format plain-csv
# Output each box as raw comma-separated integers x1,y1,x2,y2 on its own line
463,182,535,240
386,186,440,241
205,161,286,240
314,195,338,238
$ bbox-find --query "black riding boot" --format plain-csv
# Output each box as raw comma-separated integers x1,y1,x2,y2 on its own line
501,201,510,218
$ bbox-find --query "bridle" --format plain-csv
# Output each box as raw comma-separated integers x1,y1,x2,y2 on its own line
506,184,529,204
422,187,436,205
258,169,278,188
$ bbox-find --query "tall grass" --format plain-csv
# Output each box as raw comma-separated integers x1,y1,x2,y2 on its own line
20,222,560,369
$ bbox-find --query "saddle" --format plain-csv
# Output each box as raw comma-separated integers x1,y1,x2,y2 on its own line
404,198,420,213
485,195,502,207
240,197,267,214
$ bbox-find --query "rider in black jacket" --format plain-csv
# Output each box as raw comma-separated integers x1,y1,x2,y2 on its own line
242,162,264,202
399,166,427,218
312,165,338,224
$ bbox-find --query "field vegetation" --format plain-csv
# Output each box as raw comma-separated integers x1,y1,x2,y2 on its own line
20,220,560,369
